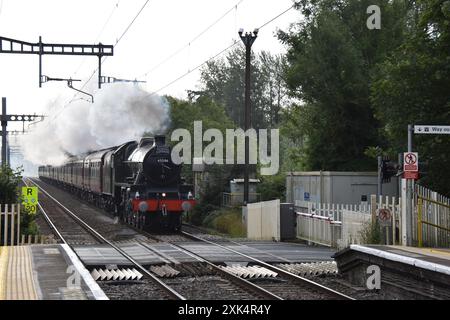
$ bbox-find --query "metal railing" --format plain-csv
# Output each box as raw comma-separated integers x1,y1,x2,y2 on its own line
417,196,450,248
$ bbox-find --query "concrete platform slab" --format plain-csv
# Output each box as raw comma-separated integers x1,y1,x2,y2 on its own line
0,245,108,300
349,245,450,275
333,245,450,299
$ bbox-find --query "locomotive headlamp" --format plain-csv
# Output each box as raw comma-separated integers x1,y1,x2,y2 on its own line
162,193,166,198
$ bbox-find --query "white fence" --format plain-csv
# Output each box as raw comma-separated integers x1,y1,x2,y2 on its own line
245,199,280,241
295,200,371,222
296,195,402,248
0,204,21,246
296,212,341,247
338,209,372,249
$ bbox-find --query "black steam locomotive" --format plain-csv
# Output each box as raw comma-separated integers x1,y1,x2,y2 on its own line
38,135,195,231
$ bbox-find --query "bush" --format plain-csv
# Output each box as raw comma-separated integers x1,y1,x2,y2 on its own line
359,219,382,244
187,202,219,226
203,207,245,237
257,173,285,201
21,209,39,236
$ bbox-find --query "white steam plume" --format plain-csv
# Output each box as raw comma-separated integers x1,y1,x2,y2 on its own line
19,83,170,166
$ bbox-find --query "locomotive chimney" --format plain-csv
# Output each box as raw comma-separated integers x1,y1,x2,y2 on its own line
138,137,154,147
155,135,166,146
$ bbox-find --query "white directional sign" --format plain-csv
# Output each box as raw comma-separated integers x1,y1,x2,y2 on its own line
414,125,450,134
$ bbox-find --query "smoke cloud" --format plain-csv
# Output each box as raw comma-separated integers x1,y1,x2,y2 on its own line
19,83,170,166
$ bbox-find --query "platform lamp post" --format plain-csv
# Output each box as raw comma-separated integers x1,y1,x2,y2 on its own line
239,28,258,205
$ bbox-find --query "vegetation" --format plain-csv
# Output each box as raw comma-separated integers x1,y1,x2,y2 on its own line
278,0,408,171
0,165,23,204
0,165,38,243
277,0,450,196
168,0,450,233
359,219,382,244
202,207,246,237
257,174,286,201
200,47,288,129
370,0,450,194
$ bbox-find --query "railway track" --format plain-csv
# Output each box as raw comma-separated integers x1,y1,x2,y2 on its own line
24,178,185,300
149,231,354,300
26,177,353,300
24,178,280,300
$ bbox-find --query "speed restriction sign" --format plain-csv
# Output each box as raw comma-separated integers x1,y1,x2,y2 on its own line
22,187,38,214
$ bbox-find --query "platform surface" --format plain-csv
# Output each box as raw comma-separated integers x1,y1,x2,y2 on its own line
349,245,450,274
0,245,107,300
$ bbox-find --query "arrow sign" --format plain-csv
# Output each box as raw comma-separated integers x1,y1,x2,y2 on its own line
414,125,450,134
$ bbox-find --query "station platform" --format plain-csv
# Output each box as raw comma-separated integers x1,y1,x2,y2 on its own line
334,245,450,299
0,244,108,300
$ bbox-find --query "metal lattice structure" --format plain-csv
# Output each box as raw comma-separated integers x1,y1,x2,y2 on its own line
0,36,113,88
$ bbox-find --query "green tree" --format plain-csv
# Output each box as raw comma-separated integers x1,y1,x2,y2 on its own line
278,0,408,171
167,95,237,204
200,47,288,129
0,165,23,204
371,0,450,196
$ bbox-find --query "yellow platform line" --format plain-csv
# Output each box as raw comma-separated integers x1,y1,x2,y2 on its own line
5,246,37,300
0,247,9,300
430,249,450,256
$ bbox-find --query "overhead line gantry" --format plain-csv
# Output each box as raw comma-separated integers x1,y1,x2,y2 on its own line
0,36,114,88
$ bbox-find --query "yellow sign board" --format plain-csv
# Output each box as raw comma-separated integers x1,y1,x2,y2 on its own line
22,187,38,214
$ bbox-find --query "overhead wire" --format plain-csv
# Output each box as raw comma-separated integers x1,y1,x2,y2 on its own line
139,0,244,78
145,2,296,97
77,0,151,92
45,0,122,124
48,0,151,124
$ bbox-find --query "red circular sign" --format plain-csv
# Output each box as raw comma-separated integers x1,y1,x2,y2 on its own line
405,153,417,165
378,209,391,221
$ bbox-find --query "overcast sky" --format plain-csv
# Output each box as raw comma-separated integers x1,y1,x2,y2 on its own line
0,0,300,171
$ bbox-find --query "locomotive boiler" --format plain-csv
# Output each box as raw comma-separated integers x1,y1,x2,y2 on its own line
38,135,195,231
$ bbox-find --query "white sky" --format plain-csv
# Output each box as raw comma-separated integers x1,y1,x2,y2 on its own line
0,0,300,148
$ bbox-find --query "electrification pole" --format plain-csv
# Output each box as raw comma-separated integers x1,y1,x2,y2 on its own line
239,28,258,205
1,97,45,166
1,98,6,167
377,155,382,199
406,124,414,245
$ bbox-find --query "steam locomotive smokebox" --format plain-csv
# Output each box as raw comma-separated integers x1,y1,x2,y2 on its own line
280,203,296,240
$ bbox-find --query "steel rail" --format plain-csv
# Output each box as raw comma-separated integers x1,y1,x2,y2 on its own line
181,231,355,300
139,234,284,300
23,178,66,244
27,177,186,300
